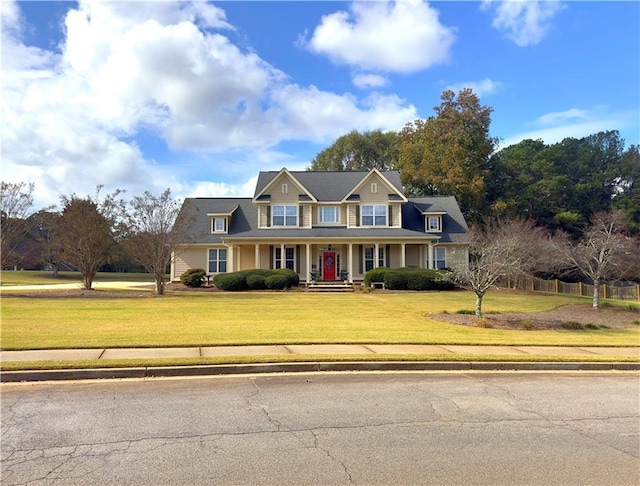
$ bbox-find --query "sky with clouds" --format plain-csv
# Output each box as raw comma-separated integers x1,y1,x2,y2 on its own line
2,0,638,210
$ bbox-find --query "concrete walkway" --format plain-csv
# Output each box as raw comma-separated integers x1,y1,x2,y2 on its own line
2,344,639,362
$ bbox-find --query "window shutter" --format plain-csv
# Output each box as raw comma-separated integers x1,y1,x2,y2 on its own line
296,245,300,272
355,206,360,227
386,245,391,267
266,206,271,227
269,245,273,269
299,206,303,227
388,206,392,227
358,245,363,274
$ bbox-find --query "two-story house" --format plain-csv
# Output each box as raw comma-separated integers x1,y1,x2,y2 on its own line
171,168,469,284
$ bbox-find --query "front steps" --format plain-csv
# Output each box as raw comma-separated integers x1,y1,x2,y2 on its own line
305,282,355,292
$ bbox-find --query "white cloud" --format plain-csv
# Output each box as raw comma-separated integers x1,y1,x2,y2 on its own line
1,0,419,210
499,107,636,149
352,73,389,89
304,0,455,73
445,78,502,97
482,0,563,47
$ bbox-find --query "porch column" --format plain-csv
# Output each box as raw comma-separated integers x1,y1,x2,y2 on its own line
281,243,285,270
400,243,406,268
306,243,311,284
254,244,260,269
348,243,354,283
427,242,434,270
227,245,235,272
419,245,424,269
374,243,380,268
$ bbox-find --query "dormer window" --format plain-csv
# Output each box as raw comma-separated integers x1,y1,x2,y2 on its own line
427,216,442,232
212,217,227,233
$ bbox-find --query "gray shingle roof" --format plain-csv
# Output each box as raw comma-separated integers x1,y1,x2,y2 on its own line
254,170,404,201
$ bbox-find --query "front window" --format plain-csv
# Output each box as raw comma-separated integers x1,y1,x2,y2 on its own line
433,247,446,269
361,205,387,226
272,205,297,226
208,248,227,273
274,247,295,271
364,246,385,272
319,206,340,224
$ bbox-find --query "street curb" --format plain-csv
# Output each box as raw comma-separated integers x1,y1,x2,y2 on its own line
2,361,639,382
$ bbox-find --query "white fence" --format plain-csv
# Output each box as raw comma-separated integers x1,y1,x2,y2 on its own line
499,276,640,301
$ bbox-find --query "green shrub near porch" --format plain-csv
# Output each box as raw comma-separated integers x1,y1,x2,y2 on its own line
364,267,456,291
213,268,299,291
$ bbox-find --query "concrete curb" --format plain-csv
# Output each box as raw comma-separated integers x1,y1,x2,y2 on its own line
2,361,639,383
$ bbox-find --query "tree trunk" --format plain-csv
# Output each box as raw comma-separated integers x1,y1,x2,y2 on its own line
52,263,59,278
155,274,165,295
83,274,93,290
592,279,600,309
475,292,484,317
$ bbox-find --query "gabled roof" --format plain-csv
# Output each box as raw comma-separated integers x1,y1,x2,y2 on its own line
253,168,317,203
254,169,404,202
342,168,407,203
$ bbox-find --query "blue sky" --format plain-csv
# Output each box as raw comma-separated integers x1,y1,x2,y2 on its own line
2,1,638,210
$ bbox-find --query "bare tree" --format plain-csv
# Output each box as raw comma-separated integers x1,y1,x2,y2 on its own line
56,189,125,290
551,210,639,308
449,219,548,317
0,182,35,269
121,189,193,295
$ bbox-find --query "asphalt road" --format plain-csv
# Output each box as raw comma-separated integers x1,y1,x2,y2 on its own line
2,372,639,485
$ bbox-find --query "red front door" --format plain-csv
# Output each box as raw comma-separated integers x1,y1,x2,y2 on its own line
323,251,336,281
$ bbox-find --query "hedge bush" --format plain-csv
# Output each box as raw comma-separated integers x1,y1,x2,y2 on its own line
212,272,248,291
180,268,206,288
212,268,299,291
246,274,267,290
364,267,456,291
265,274,290,290
363,267,390,286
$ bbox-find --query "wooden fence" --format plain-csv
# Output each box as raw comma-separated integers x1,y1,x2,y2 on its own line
499,276,640,301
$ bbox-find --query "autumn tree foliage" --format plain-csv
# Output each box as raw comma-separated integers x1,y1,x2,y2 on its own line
55,189,124,290
0,182,35,268
121,189,194,295
397,89,498,223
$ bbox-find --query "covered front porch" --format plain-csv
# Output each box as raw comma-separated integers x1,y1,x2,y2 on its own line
224,239,448,284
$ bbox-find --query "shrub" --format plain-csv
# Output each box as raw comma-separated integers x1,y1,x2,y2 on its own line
265,274,290,290
456,309,475,315
560,321,584,330
246,274,266,290
364,267,390,286
384,271,409,290
273,268,299,288
213,272,248,291
180,268,206,288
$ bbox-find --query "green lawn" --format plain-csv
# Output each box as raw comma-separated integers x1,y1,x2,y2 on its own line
2,290,638,350
0,270,156,286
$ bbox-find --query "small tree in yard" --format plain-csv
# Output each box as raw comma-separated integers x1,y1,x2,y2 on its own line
551,210,640,309
122,189,193,295
56,189,124,290
449,219,547,317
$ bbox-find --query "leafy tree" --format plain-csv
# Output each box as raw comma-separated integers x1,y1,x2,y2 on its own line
612,145,640,234
550,210,640,309
448,219,548,317
56,189,125,290
308,129,399,171
0,182,35,269
397,89,498,222
121,189,194,295
28,210,63,275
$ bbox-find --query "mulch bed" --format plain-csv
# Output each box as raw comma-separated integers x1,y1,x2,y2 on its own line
430,304,640,330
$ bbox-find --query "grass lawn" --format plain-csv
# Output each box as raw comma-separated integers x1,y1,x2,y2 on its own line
0,270,157,286
2,290,638,351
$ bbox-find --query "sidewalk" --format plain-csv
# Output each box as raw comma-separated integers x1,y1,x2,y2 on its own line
2,345,638,382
